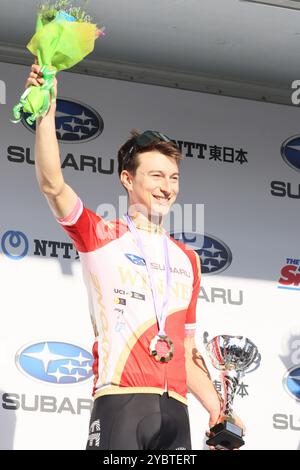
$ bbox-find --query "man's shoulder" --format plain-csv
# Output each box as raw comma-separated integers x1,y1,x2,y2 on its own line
167,234,198,261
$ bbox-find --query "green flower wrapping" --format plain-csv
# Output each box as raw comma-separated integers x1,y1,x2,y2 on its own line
13,2,104,124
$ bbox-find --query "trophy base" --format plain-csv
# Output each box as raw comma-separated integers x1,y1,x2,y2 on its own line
206,421,245,450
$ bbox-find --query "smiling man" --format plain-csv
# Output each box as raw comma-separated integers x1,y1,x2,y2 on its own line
27,63,243,450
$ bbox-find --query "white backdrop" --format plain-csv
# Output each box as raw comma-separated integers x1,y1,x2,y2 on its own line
0,61,300,450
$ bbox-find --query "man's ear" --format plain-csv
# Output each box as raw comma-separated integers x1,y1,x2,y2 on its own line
120,170,133,191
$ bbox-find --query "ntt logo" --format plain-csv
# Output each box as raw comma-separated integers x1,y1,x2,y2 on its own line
16,341,93,385
1,230,29,260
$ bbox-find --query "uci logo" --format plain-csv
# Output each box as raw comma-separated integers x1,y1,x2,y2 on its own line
21,99,104,143
281,136,300,172
16,341,93,384
170,232,232,275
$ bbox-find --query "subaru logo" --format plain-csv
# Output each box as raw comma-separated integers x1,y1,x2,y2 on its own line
1,230,29,260
281,135,300,172
125,253,146,266
283,365,300,401
170,232,232,275
16,342,93,384
22,99,104,143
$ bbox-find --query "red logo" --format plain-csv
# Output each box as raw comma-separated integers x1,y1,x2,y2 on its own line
278,260,300,287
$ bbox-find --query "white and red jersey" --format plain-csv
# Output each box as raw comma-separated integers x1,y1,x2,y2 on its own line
55,197,201,405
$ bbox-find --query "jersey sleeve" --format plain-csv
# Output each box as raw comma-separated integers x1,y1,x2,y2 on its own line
55,197,119,253
184,250,201,337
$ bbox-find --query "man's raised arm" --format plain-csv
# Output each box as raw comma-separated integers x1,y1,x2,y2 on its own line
27,63,78,219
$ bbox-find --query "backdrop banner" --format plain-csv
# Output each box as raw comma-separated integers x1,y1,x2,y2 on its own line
0,61,299,450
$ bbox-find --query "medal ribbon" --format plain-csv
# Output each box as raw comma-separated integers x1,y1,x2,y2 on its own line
125,214,171,337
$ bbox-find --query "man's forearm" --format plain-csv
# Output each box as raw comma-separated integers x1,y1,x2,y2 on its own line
185,345,221,415
35,104,64,194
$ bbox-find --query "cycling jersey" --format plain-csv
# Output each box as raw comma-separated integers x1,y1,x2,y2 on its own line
56,197,201,405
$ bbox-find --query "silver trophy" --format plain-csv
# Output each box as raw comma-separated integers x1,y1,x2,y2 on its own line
204,333,261,450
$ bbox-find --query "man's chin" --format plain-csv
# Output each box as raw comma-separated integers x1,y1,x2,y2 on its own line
151,203,171,217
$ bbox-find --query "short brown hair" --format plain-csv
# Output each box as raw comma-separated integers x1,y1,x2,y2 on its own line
117,129,182,177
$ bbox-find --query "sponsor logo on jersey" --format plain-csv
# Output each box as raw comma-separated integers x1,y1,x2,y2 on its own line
131,291,145,300
114,288,145,301
16,341,93,384
114,297,126,305
125,253,146,266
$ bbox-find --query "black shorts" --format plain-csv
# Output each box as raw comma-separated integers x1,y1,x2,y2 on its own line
86,392,192,450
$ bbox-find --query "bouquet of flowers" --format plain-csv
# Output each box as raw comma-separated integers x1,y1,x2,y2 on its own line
13,0,105,124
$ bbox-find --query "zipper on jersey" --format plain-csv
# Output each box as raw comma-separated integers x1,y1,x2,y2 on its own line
164,364,168,392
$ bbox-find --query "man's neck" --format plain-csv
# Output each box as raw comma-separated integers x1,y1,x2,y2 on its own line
127,209,165,234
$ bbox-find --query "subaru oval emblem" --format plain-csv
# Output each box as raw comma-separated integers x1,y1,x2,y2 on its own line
170,232,232,275
283,365,300,401
125,253,146,266
16,341,93,384
22,98,104,143
281,135,300,172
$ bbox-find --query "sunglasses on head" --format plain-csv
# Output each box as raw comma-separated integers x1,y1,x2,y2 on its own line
134,130,172,148
124,130,173,168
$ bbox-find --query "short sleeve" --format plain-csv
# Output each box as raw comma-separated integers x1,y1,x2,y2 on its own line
55,196,128,253
185,250,201,337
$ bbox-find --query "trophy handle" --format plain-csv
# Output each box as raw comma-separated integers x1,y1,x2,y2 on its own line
243,351,261,375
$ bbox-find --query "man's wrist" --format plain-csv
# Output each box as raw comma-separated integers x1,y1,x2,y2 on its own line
36,107,56,125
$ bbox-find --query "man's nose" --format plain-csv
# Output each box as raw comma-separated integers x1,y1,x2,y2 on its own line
159,178,171,194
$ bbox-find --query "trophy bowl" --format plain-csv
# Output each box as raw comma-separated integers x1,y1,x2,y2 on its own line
204,334,260,450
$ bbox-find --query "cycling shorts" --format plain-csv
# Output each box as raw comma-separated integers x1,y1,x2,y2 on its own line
86,392,192,450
